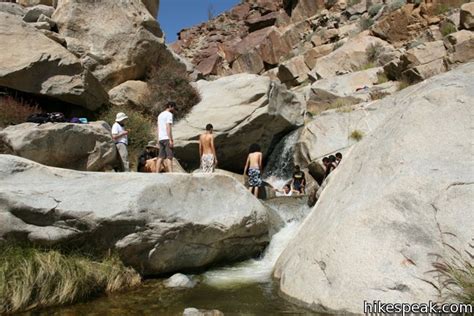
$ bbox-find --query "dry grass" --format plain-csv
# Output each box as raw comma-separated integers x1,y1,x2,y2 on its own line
426,243,474,304
0,245,141,314
0,95,40,128
376,71,389,84
309,98,357,116
144,47,201,121
366,42,384,64
349,129,364,141
397,79,411,91
440,23,457,37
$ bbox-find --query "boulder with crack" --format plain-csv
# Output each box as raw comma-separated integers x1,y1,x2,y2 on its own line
173,74,304,172
0,122,119,171
0,155,270,275
275,62,474,314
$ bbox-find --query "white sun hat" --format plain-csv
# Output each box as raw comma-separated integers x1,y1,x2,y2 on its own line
115,112,128,122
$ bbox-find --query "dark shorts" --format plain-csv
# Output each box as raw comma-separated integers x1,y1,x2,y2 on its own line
158,140,173,159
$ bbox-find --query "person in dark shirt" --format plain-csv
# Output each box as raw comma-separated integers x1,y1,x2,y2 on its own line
335,152,342,166
291,165,306,194
137,141,158,172
323,156,335,180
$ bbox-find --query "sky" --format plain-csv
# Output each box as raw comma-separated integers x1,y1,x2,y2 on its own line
158,0,240,43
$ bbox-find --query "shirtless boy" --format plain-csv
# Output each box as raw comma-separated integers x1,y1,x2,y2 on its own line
199,124,217,172
243,143,263,198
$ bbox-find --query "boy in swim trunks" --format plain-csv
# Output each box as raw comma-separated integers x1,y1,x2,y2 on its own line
243,143,263,198
199,123,218,173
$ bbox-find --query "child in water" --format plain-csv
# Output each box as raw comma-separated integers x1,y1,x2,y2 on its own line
243,143,263,197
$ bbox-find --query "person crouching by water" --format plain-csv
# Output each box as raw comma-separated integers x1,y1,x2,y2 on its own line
199,123,217,173
156,101,177,173
274,184,299,197
291,165,306,194
111,112,129,172
243,143,263,198
137,141,158,172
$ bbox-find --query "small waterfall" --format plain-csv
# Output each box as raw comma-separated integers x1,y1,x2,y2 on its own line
203,221,300,288
263,129,301,189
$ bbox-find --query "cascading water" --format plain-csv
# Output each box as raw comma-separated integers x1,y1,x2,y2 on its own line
263,128,302,189
202,220,300,288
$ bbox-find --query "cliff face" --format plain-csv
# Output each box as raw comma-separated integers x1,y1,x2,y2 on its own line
171,0,471,80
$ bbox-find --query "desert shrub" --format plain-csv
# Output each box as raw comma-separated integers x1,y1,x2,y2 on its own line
370,90,390,100
0,95,40,128
441,23,457,37
97,105,154,169
359,17,374,30
368,3,383,17
366,42,384,64
388,0,406,12
144,47,201,121
333,40,344,51
376,71,389,84
349,129,364,141
358,62,377,71
0,244,141,314
397,79,411,91
427,243,474,304
348,0,361,6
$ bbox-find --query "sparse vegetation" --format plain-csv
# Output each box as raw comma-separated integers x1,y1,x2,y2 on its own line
308,98,357,116
388,0,406,12
427,243,474,304
440,23,457,37
0,95,40,128
358,62,377,71
144,47,201,120
376,71,389,84
366,42,384,64
397,79,411,91
348,0,361,6
333,40,344,51
368,4,383,17
350,129,364,141
370,90,390,100
0,244,141,314
359,17,374,31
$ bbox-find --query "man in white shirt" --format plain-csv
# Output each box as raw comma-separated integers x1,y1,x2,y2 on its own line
111,112,129,172
156,101,177,173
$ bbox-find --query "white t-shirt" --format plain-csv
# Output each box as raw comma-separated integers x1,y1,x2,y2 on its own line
157,111,173,141
111,122,128,145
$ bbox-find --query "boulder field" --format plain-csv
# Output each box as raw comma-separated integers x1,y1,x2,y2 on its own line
0,155,269,275
274,62,474,313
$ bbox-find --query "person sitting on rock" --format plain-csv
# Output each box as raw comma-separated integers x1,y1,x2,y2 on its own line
243,143,263,198
322,156,333,180
199,123,218,173
335,152,342,166
274,184,299,197
137,141,158,172
111,112,129,172
291,165,306,194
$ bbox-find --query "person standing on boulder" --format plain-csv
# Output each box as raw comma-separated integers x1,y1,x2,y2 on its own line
243,143,263,198
199,123,218,173
111,112,129,172
156,101,177,173
291,165,306,194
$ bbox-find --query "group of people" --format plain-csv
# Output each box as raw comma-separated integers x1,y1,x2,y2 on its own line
111,101,219,174
111,101,329,199
322,153,342,180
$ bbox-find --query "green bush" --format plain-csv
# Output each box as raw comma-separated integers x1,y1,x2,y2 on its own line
366,42,384,64
0,245,141,314
359,17,374,31
368,4,383,17
0,95,40,128
441,23,457,37
388,0,406,12
348,0,361,6
144,47,201,121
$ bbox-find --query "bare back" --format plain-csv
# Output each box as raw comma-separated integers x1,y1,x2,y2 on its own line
248,152,262,169
199,133,215,155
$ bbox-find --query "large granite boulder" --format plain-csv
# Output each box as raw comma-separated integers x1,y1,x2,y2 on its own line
53,0,164,90
310,32,394,79
0,13,108,110
108,80,150,109
0,122,119,171
444,30,474,66
0,155,270,276
460,2,474,30
274,62,474,313
174,74,304,172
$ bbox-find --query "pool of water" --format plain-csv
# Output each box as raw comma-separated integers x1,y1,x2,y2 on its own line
24,279,321,315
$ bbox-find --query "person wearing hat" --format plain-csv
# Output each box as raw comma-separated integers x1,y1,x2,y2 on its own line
112,112,130,172
137,141,158,172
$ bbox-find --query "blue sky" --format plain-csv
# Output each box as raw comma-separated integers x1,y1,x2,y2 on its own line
158,0,240,43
